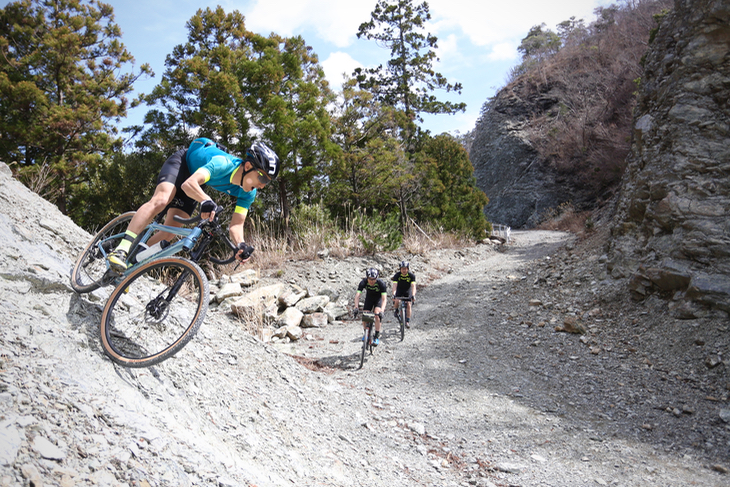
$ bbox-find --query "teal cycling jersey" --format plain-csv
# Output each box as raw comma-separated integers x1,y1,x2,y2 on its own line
186,137,256,210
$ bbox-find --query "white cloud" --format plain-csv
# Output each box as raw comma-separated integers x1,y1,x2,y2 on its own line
321,52,363,89
488,42,519,62
428,0,605,46
245,0,377,47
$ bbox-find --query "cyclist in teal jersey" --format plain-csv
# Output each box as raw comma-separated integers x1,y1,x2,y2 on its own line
107,137,279,273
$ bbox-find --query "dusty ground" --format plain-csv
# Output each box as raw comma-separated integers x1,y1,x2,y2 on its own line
261,228,730,486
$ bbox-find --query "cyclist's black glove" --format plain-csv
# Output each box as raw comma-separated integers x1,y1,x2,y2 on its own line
353,309,359,318
200,199,217,214
237,242,255,261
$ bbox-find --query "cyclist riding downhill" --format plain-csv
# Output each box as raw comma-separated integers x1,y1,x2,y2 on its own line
391,260,416,328
353,268,388,346
106,136,279,273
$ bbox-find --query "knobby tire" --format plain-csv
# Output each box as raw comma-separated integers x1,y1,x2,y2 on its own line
70,212,135,293
359,326,371,370
399,302,406,342
99,256,209,368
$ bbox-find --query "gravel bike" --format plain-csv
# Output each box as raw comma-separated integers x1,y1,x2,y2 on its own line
357,310,377,370
393,295,413,341
70,206,251,368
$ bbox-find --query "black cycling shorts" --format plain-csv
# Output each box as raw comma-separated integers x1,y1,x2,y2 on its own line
363,297,383,312
156,148,199,216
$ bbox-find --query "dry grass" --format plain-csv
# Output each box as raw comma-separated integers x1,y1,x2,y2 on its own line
402,226,465,255
213,221,474,282
537,202,593,235
232,303,266,340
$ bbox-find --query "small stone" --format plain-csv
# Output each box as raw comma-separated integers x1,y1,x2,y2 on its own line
32,436,66,460
719,409,730,423
408,422,426,435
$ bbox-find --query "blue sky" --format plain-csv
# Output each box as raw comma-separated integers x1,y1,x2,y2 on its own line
5,0,611,136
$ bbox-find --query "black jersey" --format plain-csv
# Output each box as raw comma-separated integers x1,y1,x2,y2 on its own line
391,271,416,297
358,278,388,299
357,278,388,310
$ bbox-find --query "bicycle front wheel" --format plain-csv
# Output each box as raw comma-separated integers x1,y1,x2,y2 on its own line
70,212,135,293
399,304,405,341
359,327,370,370
100,256,209,368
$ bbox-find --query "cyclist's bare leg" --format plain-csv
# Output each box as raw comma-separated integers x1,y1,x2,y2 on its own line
147,207,190,245
406,301,412,320
373,306,383,333
125,182,177,237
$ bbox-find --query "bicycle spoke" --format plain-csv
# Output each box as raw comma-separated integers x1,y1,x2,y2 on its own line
71,212,135,293
100,257,208,367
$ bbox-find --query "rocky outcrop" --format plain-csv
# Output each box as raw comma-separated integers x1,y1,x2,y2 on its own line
469,85,565,228
608,0,730,315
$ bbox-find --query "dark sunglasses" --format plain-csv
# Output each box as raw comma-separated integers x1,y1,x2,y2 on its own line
256,169,271,185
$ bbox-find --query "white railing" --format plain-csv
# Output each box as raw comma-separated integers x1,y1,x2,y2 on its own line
489,224,511,243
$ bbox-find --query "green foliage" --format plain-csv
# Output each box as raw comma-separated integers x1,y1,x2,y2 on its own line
518,23,561,61
648,9,670,44
0,0,150,214
238,33,337,223
326,79,405,216
289,202,340,245
135,7,250,154
354,0,465,122
2,1,497,252
71,150,163,230
556,17,587,46
414,135,489,239
353,210,402,255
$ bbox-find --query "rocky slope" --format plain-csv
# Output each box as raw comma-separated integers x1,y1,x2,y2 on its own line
608,0,730,314
1,161,729,487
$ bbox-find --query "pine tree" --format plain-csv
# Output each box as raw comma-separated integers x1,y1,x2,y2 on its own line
0,0,150,214
355,0,465,122
136,6,250,154
239,33,336,225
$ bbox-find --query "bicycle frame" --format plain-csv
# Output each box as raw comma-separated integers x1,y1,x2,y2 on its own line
95,221,201,280
395,296,412,318
126,222,202,273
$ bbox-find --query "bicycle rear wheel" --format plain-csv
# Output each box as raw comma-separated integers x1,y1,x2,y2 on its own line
99,256,209,368
70,212,135,293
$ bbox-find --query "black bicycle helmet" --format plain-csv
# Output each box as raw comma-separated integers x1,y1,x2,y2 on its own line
366,268,379,279
400,260,410,269
247,142,280,181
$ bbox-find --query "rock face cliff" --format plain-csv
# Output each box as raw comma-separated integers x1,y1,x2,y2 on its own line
608,0,730,315
468,86,564,228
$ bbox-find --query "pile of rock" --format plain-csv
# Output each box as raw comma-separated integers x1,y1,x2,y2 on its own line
207,269,350,342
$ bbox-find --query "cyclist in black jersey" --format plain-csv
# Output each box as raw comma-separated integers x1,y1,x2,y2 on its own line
353,268,388,345
391,260,416,327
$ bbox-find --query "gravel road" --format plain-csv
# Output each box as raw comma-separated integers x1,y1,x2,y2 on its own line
266,229,730,486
